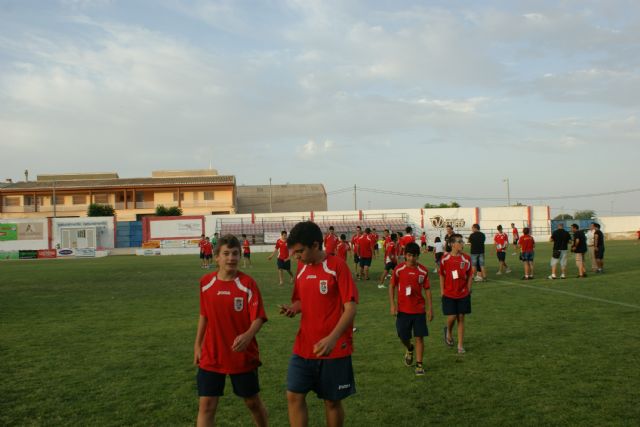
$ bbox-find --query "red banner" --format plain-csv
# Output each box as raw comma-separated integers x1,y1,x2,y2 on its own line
37,249,57,259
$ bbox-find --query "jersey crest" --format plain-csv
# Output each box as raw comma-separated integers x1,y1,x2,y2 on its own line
234,297,244,311
319,280,328,295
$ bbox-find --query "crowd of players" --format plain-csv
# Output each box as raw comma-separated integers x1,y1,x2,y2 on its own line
193,220,606,426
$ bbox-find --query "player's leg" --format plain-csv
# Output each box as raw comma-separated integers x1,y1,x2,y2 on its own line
324,399,345,427
457,314,465,352
197,397,219,427
414,336,424,365
243,395,267,427
196,368,225,427
278,268,284,285
396,313,414,365
286,392,308,427
363,264,370,280
446,315,456,344
378,268,388,285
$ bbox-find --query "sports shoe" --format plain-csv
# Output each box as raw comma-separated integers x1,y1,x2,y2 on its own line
561,274,566,279
415,364,425,376
404,346,414,366
474,276,483,282
505,269,512,273
433,268,438,273
377,284,386,289
496,271,502,275
548,275,556,280
458,347,466,354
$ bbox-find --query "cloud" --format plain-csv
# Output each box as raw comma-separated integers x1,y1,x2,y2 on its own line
296,139,334,159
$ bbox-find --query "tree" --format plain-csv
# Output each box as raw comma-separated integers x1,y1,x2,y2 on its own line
156,205,183,216
574,210,596,220
424,201,461,208
87,203,115,217
553,213,573,220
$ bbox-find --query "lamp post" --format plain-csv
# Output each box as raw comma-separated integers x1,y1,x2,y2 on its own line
503,178,511,207
269,178,272,213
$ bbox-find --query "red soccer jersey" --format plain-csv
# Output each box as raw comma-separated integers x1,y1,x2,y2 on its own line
351,234,360,252
391,262,430,314
384,241,398,264
199,238,206,251
275,238,289,260
324,233,339,255
198,271,267,374
202,241,213,256
519,235,535,253
371,233,379,243
336,241,349,261
420,235,427,244
439,253,472,299
291,255,358,359
399,234,415,250
242,239,251,254
512,227,519,239
494,233,509,252
357,234,374,258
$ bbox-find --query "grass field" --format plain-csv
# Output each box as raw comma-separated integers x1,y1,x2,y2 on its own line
2,241,640,426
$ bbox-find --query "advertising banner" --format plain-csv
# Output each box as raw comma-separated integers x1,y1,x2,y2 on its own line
143,249,162,256
57,248,76,257
0,223,18,241
37,249,57,259
18,223,44,240
0,251,19,260
150,218,203,239
160,240,184,248
18,250,38,259
142,241,161,248
76,248,96,257
264,232,281,244
185,239,200,248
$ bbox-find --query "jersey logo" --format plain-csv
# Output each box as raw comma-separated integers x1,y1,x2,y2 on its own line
460,260,469,270
234,297,244,311
418,275,425,284
319,280,328,295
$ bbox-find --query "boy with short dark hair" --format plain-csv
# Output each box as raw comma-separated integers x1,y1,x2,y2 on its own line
202,237,213,269
324,226,339,256
389,242,432,376
198,234,207,268
494,225,511,275
571,224,588,278
357,227,376,280
518,227,535,280
242,234,252,269
267,230,294,285
279,221,358,427
378,233,398,289
439,234,473,354
194,235,268,426
336,233,351,262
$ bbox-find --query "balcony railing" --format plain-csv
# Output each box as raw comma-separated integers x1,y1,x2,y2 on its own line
181,200,229,208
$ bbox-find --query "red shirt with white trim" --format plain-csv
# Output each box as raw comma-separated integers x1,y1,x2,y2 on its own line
391,262,430,314
357,234,375,258
494,233,509,252
291,255,358,359
336,241,349,261
399,234,415,252
324,233,339,255
518,235,535,253
242,239,251,254
439,253,472,299
384,241,398,264
198,271,267,374
275,238,289,260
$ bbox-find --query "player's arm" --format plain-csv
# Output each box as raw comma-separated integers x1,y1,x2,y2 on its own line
313,301,357,357
193,315,208,365
425,289,433,322
439,270,445,296
232,317,265,352
279,300,301,317
267,246,278,260
388,275,397,316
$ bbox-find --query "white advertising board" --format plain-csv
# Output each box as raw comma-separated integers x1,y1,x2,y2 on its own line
150,218,203,239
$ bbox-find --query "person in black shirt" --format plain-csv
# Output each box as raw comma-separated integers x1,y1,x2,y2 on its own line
570,224,588,278
591,222,605,273
467,224,487,282
444,225,455,253
548,223,571,279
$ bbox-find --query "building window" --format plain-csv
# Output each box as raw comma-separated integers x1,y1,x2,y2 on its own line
173,192,185,202
52,196,63,205
94,194,109,204
4,197,20,206
72,195,87,205
204,191,214,200
24,196,35,206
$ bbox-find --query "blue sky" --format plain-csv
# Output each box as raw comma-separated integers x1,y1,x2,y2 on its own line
1,0,639,216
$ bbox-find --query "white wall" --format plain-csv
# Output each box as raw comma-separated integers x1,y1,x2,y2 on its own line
0,218,49,250
51,217,115,249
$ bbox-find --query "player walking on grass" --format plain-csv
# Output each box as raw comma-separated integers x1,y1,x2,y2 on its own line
324,226,339,256
468,224,487,282
357,228,376,281
371,228,379,258
548,223,570,280
279,221,358,427
193,235,268,427
518,228,535,280
571,224,588,278
378,233,398,289
433,237,444,273
202,237,213,269
336,234,351,262
268,230,294,285
242,234,252,269
494,225,511,275
199,234,207,268
351,226,362,279
389,242,432,376
440,234,472,354
511,223,520,256
592,222,605,273
398,226,415,259
420,232,427,253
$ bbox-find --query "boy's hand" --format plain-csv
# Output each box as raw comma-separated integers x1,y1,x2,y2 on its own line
267,254,273,260
390,305,397,316
313,336,337,357
427,309,434,322
278,303,299,317
232,332,252,352
193,345,201,366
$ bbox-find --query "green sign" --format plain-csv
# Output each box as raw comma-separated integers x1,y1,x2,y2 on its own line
19,250,38,259
0,251,19,260
0,223,18,241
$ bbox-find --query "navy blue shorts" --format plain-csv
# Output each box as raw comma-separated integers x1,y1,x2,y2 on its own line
286,355,356,401
497,252,506,261
396,312,428,340
384,261,397,271
205,254,212,260
277,258,291,271
243,253,251,259
595,247,604,259
200,252,205,259
197,368,260,398
521,252,534,262
359,257,372,267
442,295,471,315
353,254,360,264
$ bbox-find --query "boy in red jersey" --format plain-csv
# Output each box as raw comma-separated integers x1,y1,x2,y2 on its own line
493,225,511,275
511,223,520,255
279,221,358,427
336,234,351,262
398,226,415,258
198,234,207,268
378,232,398,289
351,226,362,278
194,235,268,426
439,234,473,354
518,227,535,280
202,237,213,269
324,226,339,256
389,242,433,376
267,230,293,285
242,234,252,269
371,227,379,258
357,228,376,280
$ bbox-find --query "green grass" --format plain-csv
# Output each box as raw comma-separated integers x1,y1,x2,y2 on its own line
1,241,640,426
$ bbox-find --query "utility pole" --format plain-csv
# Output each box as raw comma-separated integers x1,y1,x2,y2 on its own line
269,178,273,213
353,184,357,210
503,178,511,206
52,180,57,218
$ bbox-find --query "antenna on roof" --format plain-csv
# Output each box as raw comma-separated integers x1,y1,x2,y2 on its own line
24,169,29,182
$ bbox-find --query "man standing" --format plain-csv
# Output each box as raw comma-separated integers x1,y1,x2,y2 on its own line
548,223,571,280
468,224,487,282
494,225,511,275
592,222,605,273
357,228,376,281
267,230,294,285
351,226,362,279
324,226,339,256
586,226,596,273
279,221,358,427
444,225,455,253
570,224,588,278
511,223,519,256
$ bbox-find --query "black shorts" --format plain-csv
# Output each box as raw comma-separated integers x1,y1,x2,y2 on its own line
243,253,251,259
396,312,428,341
200,252,205,259
354,254,360,264
359,257,372,267
421,242,427,248
435,252,443,263
497,252,506,261
277,259,291,271
286,355,356,401
384,261,397,271
374,244,379,250
197,368,260,398
205,254,212,260
442,295,471,316
595,247,605,259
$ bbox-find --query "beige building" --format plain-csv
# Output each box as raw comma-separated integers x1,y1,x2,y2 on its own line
236,184,327,213
0,170,236,221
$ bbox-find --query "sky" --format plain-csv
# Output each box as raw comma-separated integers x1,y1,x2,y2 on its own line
1,0,639,217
